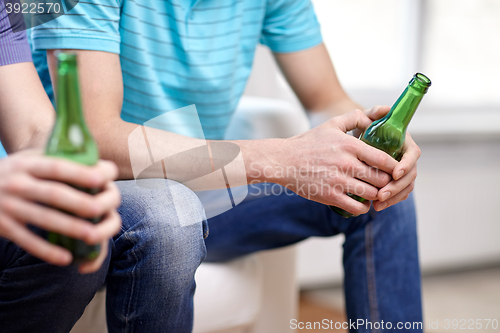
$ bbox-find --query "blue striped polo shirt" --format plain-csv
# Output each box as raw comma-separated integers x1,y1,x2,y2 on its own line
32,0,322,140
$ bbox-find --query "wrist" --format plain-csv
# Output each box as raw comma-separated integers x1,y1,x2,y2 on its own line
237,138,290,186
308,97,364,122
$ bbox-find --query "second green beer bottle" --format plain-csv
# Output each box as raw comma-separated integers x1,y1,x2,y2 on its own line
330,73,432,218
45,52,102,263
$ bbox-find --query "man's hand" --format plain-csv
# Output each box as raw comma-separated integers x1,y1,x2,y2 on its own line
0,151,121,273
361,106,421,211
274,44,421,214
248,109,396,216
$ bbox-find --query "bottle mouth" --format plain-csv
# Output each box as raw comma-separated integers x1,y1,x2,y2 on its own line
415,73,431,87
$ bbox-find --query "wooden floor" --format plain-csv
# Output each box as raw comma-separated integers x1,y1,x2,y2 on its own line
298,267,500,333
298,292,348,333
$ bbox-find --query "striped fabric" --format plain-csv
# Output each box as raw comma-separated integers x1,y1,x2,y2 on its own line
0,142,6,158
32,0,322,140
0,0,32,66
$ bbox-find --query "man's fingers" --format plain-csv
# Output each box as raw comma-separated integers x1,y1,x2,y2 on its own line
2,173,121,219
93,182,122,213
0,197,97,240
0,213,73,266
356,143,398,175
373,181,414,211
364,105,391,121
94,160,120,182
15,156,118,189
78,240,110,274
393,132,421,180
330,193,371,216
1,175,103,218
333,109,373,133
324,177,373,215
353,161,392,188
377,165,417,202
344,178,379,201
86,210,122,244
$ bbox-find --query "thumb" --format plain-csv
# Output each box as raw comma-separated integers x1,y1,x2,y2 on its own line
364,105,391,121
334,109,373,133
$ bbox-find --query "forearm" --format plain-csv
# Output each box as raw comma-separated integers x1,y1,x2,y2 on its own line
274,43,363,121
0,62,55,152
92,117,286,190
45,49,283,189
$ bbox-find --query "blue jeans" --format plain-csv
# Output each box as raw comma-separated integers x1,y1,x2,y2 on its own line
0,179,207,333
0,180,421,332
206,183,423,332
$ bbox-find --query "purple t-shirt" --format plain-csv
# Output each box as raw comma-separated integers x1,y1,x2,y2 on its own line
0,0,32,66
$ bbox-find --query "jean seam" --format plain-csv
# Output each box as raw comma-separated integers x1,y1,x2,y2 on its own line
123,231,139,333
365,221,380,333
119,215,145,333
0,246,25,284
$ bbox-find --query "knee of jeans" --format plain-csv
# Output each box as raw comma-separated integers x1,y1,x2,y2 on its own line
116,179,207,270
341,193,417,237
118,179,207,227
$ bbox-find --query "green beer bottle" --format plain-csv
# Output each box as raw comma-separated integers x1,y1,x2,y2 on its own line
45,52,102,263
330,73,432,218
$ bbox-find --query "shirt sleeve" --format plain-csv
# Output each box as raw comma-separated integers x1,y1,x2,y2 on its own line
0,0,33,66
260,0,323,53
32,0,122,54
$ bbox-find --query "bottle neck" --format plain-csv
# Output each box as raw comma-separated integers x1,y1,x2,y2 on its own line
388,85,424,131
387,73,431,131
56,60,86,128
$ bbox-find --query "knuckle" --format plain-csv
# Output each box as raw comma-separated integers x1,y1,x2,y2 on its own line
338,159,353,174
327,191,342,205
353,109,365,119
39,208,62,226
409,181,415,192
52,162,64,178
2,176,20,192
113,193,122,208
0,178,11,192
45,186,63,204
11,158,26,172
342,139,357,153
47,160,68,180
0,216,9,231
378,171,391,185
0,198,16,214
415,145,422,158
33,210,49,226
0,179,6,192
366,188,378,200
111,215,122,234
329,173,343,185
408,168,417,181
375,152,389,168
81,198,99,217
354,204,369,216
44,250,61,265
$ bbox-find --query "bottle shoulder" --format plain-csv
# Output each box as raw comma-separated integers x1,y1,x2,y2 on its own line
45,130,99,166
361,121,405,160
